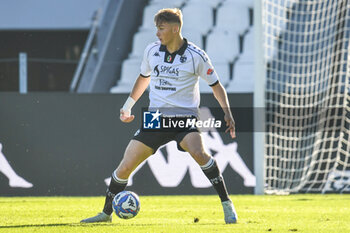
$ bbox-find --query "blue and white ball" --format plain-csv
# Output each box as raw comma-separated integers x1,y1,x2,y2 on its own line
112,191,140,219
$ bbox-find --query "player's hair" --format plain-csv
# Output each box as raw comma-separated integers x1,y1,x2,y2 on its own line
154,8,183,28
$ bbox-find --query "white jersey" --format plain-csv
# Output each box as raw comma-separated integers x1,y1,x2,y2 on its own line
140,39,219,116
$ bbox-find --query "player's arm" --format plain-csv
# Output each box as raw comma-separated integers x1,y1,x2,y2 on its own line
196,48,236,138
120,75,150,123
211,82,236,139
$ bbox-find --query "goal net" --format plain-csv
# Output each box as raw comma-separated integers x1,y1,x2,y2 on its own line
262,0,350,193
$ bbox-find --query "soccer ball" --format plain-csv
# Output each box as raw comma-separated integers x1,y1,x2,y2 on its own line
112,191,140,219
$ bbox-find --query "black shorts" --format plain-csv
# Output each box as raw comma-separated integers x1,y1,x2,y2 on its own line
132,128,199,153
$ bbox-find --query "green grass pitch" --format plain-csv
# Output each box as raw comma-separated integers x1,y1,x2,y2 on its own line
0,195,349,232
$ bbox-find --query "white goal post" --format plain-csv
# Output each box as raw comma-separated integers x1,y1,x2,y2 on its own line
255,0,350,194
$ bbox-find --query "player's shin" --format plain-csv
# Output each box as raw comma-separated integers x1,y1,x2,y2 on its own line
201,158,229,202
102,170,128,215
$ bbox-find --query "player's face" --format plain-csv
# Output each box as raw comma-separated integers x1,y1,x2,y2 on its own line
156,22,178,46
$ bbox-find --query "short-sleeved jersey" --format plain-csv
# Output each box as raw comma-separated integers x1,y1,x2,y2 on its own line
140,38,219,116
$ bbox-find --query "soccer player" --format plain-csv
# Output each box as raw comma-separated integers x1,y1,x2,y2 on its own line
81,8,238,224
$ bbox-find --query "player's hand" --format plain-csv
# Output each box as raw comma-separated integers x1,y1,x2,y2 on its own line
120,109,135,123
224,113,236,139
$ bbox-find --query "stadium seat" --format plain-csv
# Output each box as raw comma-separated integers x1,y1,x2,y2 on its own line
212,62,230,86
206,30,240,63
240,29,254,62
225,0,254,8
216,2,250,35
181,3,213,35
187,0,223,8
226,58,254,93
129,30,158,59
149,0,185,7
110,58,142,93
182,28,203,48
226,29,254,93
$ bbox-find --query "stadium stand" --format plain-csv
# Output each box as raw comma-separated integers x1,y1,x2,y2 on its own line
225,0,254,8
74,0,149,92
226,30,254,92
215,2,251,35
206,29,240,63
0,0,107,91
110,0,254,94
0,0,103,30
187,0,223,8
129,30,158,59
181,28,203,49
0,0,255,93
213,62,231,86
110,58,141,93
149,0,186,7
181,3,214,35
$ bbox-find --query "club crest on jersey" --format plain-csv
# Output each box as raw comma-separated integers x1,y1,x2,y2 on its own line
167,55,172,62
180,55,187,63
207,68,214,75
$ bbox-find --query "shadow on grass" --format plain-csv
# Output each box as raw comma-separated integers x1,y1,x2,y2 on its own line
0,223,114,228
295,198,313,201
0,222,225,229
